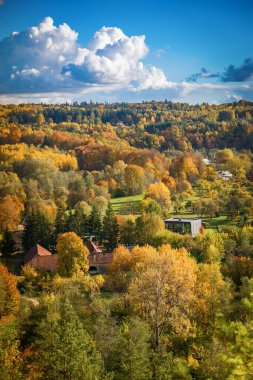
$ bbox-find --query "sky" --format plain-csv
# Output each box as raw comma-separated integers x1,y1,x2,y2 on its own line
0,0,253,104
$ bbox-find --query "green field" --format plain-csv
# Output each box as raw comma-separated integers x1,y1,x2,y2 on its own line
111,194,144,215
111,192,243,233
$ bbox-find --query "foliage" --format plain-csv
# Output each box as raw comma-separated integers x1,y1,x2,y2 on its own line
56,232,89,277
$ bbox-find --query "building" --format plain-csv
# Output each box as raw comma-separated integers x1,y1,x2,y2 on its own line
86,238,102,255
164,218,202,236
24,240,113,274
24,244,58,272
219,170,233,181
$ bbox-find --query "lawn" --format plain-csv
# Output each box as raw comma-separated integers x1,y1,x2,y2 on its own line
111,192,244,233
111,194,144,215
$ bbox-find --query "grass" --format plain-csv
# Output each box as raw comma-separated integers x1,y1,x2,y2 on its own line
111,194,144,215
111,190,247,233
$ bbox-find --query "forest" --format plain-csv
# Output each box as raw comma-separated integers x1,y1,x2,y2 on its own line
0,100,253,379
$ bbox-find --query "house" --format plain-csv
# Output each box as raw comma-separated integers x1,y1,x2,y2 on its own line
164,218,202,236
86,238,102,255
86,238,113,273
24,244,58,272
24,240,113,274
219,170,233,181
88,252,113,274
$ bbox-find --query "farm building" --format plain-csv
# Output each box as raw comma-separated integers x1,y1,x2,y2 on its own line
24,244,58,272
164,218,202,236
24,240,113,274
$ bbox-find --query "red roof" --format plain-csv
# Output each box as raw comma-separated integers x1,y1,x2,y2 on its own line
86,240,102,254
24,244,52,264
89,253,113,265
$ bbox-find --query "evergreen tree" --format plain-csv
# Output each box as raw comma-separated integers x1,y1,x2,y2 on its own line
36,299,105,380
102,203,119,251
55,203,67,236
65,209,88,239
0,230,16,256
23,210,53,251
88,205,102,241
109,319,151,380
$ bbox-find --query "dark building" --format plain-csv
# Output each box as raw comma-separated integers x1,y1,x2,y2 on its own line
164,218,202,236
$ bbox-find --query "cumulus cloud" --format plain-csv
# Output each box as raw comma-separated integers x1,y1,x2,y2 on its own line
221,57,253,82
0,17,170,94
0,17,252,104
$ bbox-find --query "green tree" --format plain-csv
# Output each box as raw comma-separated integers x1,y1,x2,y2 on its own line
102,203,120,252
36,299,105,380
0,319,23,380
23,210,54,251
0,230,16,256
109,319,151,380
135,213,164,245
88,205,102,241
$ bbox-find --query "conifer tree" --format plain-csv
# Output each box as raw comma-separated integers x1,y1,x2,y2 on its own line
37,299,105,380
109,319,151,380
102,203,119,251
0,230,16,256
23,210,53,251
88,205,102,241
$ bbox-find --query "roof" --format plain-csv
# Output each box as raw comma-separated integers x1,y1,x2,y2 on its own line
86,239,102,254
24,244,52,264
164,218,201,224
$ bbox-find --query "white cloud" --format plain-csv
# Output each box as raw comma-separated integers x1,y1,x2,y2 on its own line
0,18,170,94
0,17,252,103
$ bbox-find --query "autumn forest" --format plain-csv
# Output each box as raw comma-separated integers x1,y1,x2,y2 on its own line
0,100,253,379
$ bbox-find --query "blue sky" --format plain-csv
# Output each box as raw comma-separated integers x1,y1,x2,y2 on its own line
0,0,253,104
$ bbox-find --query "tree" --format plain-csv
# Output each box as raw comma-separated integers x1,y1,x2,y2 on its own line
36,112,45,125
128,245,197,346
36,299,105,380
0,196,24,233
145,182,171,209
88,205,102,241
102,203,120,251
56,232,89,277
0,264,20,318
23,210,54,251
0,230,16,256
135,213,164,245
107,245,157,292
218,109,235,121
140,198,162,216
124,165,145,195
119,215,137,246
221,321,253,379
109,319,151,380
106,246,133,292
0,319,23,380
194,263,231,328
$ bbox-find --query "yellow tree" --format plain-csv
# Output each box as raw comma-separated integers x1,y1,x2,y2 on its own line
0,196,24,232
194,263,231,328
56,232,89,277
0,264,20,318
145,182,171,209
128,245,197,346
107,245,157,291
